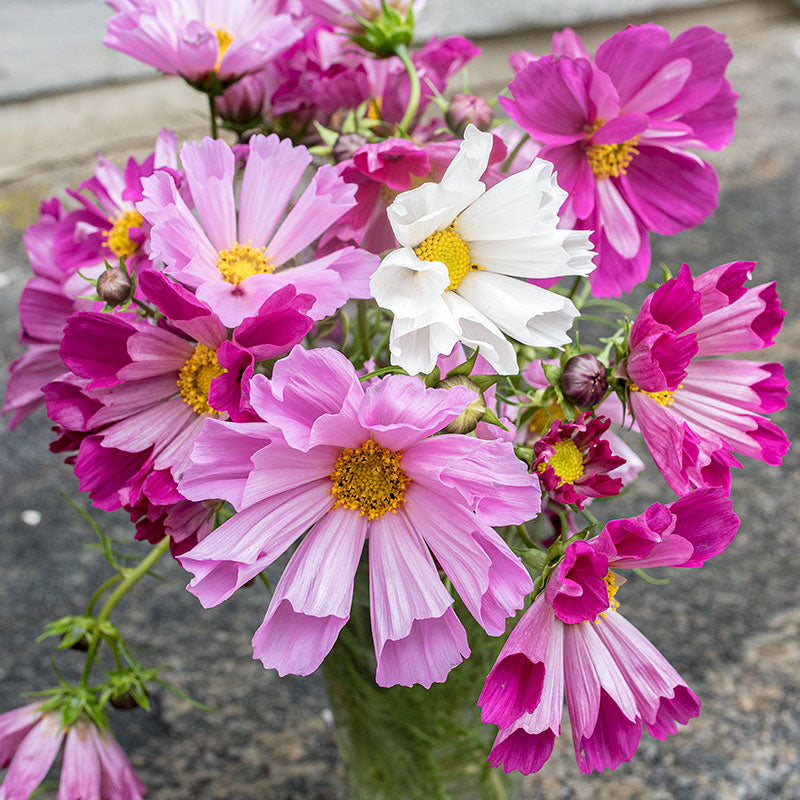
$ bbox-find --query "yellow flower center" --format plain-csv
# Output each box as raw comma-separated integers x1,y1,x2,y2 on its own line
216,242,274,286
330,439,410,520
529,402,564,435
538,440,584,485
585,120,640,180
105,210,143,259
629,382,680,406
177,344,227,416
595,570,621,622
414,221,481,291
213,28,234,72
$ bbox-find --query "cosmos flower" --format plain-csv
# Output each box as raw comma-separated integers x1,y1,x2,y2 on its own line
177,345,540,688
370,125,595,375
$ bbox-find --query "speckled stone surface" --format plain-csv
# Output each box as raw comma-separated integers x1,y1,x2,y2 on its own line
1,8,798,800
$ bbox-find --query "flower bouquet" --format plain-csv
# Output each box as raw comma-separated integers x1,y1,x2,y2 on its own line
1,1,790,798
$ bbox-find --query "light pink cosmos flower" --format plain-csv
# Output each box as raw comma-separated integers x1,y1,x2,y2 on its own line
0,704,145,800
177,345,540,688
501,24,737,296
480,488,738,774
625,261,789,494
139,134,378,328
301,0,424,31
105,0,302,86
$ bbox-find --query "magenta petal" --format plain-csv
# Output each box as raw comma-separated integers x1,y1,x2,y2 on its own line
0,704,42,768
666,488,739,567
590,113,648,144
60,311,137,387
546,541,610,625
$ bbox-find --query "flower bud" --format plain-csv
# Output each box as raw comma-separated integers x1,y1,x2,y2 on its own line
438,375,487,434
560,353,608,407
333,132,369,163
110,692,139,711
445,94,493,137
97,267,133,306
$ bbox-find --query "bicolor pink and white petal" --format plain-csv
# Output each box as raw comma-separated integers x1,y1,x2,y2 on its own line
178,345,541,687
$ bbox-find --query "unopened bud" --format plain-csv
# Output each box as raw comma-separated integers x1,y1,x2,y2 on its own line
333,133,369,163
561,353,608,407
110,692,139,711
445,94,493,137
97,267,133,306
438,375,486,434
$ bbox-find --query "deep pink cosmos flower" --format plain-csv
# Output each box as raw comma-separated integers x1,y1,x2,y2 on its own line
480,489,738,774
625,261,789,494
532,412,626,508
46,272,314,551
501,24,737,296
138,134,378,328
105,0,302,86
0,704,145,800
177,345,540,688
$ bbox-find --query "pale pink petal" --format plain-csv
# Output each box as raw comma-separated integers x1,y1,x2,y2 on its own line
1,715,63,800
58,725,101,800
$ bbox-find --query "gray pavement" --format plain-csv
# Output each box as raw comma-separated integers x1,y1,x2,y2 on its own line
1,4,799,800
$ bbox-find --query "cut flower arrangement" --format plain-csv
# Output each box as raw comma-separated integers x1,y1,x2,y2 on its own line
1,1,790,798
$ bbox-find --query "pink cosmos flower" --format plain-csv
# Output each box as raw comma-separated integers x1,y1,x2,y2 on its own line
625,261,789,494
532,412,625,508
46,272,313,551
0,704,145,800
105,0,302,86
480,488,738,774
501,24,737,296
301,0,424,31
138,134,378,328
177,345,540,688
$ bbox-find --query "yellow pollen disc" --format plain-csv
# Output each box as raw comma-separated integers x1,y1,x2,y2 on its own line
177,344,227,416
330,439,410,520
629,382,681,406
367,97,383,121
538,439,584,486
585,120,640,180
216,242,274,286
104,210,143,259
213,28,234,72
414,221,480,292
595,570,621,622
529,402,565,435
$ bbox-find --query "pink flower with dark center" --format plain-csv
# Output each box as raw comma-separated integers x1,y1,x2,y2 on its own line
177,345,540,688
532,412,625,508
139,134,379,328
105,0,302,86
0,704,145,800
501,24,737,296
625,261,789,494
480,489,737,774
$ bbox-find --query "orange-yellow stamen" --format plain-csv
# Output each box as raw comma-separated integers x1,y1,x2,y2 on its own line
629,382,681,406
330,439,410,520
105,210,143,259
414,221,481,291
585,119,640,179
177,344,226,416
537,439,584,486
216,242,274,286
213,28,234,72
595,571,621,621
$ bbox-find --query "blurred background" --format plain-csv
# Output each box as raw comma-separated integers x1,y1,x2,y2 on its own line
1,1,798,798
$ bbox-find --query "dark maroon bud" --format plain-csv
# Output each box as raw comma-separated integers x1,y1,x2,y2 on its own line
332,132,369,163
561,353,608,407
97,267,133,306
110,692,140,711
445,93,493,137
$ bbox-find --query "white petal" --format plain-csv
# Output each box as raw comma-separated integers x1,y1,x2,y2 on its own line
441,291,519,375
389,299,460,375
370,248,449,317
456,271,579,348
441,125,494,185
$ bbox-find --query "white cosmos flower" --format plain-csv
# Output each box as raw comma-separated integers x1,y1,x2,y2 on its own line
370,125,596,375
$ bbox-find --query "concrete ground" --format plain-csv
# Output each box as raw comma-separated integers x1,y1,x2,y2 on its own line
1,2,798,799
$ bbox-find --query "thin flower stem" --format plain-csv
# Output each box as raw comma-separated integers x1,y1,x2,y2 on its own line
79,538,170,687
395,44,421,135
500,132,530,173
516,525,536,549
358,366,407,382
208,93,219,139
85,573,123,616
357,299,371,366
567,275,583,302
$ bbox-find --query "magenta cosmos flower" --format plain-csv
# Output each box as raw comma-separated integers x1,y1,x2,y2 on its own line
139,134,378,328
177,345,540,688
0,704,144,800
105,0,302,86
46,272,313,552
480,488,738,774
625,261,789,494
501,24,737,296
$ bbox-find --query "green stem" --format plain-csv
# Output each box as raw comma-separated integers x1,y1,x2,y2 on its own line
208,93,219,139
80,538,170,687
395,44,421,135
516,525,536,549
356,299,371,366
85,574,123,616
500,132,529,173
358,366,407,382
567,275,583,302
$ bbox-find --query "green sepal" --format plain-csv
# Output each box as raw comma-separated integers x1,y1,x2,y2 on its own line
348,3,415,58
479,406,508,431
519,548,549,571
423,366,441,388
